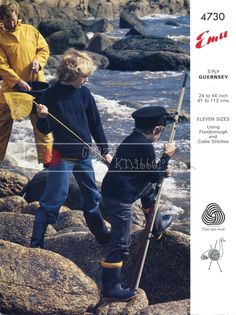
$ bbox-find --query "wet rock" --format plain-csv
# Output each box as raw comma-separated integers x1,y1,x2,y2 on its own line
111,36,185,53
23,170,83,210
52,210,88,232
105,49,189,71
97,289,148,315
87,33,114,54
0,240,100,315
38,19,79,37
119,10,146,29
0,212,56,246
46,28,88,54
135,299,190,315
0,195,28,213
104,35,189,71
0,169,28,198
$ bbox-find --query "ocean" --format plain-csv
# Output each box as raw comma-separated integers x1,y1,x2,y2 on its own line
6,14,190,230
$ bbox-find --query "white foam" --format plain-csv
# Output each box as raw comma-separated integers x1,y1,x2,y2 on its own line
93,94,134,119
162,177,189,199
141,14,180,20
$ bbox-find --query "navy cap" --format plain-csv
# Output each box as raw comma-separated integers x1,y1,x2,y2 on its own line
132,106,167,129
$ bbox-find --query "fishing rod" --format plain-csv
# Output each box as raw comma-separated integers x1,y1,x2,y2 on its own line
130,72,189,291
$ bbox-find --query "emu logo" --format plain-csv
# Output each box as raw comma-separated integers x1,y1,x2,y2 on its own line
202,203,225,225
196,30,228,49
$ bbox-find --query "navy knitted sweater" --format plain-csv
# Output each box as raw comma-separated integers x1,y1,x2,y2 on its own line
37,82,108,159
101,130,170,204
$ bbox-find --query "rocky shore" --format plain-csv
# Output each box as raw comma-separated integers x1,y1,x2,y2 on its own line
16,1,190,73
0,157,190,315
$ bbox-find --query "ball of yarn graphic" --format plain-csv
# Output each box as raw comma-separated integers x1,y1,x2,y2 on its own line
202,203,225,225
208,249,221,261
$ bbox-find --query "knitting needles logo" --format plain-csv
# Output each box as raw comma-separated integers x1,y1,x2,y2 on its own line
202,203,225,226
201,238,225,272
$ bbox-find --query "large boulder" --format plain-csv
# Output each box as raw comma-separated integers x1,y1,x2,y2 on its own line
112,36,185,53
46,29,88,54
124,230,190,304
0,169,28,198
38,19,79,37
0,195,28,213
105,49,190,71
23,170,83,210
0,240,100,315
119,10,146,29
87,33,114,54
0,212,56,246
104,35,189,71
45,231,106,285
44,229,190,303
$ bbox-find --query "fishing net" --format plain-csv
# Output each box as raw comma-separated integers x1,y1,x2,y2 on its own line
4,92,35,120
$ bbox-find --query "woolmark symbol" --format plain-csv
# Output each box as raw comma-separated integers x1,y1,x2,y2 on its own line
202,203,225,225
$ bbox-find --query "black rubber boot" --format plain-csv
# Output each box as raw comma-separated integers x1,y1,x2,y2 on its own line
84,211,111,244
101,261,137,301
30,221,48,248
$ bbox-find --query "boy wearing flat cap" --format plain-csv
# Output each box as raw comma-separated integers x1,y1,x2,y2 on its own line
100,106,176,301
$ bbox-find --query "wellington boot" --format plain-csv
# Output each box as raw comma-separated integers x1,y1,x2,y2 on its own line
30,221,48,248
101,261,136,301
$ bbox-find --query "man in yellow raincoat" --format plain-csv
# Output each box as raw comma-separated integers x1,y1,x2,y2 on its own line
0,0,52,166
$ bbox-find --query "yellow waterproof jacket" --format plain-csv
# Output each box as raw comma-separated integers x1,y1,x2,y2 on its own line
0,22,50,104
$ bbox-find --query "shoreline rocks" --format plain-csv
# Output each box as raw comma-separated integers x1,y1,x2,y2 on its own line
0,240,100,315
18,1,190,27
0,165,190,314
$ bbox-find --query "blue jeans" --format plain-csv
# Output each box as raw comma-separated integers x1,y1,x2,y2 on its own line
35,158,100,224
104,183,154,263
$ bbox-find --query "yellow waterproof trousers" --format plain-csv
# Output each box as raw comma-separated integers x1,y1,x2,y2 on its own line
0,103,53,164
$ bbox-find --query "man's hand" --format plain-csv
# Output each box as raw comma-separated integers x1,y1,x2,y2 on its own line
37,104,48,118
32,61,40,72
103,153,113,165
163,142,176,157
17,79,32,91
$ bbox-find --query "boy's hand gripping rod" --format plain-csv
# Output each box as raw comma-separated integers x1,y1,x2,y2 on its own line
33,101,108,164
130,72,189,291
